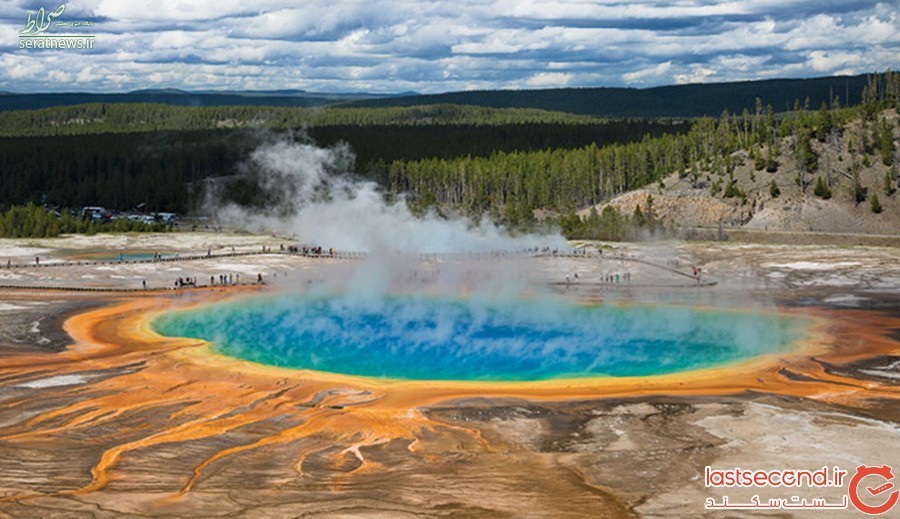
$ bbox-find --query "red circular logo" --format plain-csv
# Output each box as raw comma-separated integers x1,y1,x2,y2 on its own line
849,465,899,515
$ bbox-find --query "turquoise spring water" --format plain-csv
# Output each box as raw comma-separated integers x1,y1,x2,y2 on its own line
152,295,808,381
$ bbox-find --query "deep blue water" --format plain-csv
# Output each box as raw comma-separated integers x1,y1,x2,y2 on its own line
152,295,808,381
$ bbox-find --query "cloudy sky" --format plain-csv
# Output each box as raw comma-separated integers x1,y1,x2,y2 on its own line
1,0,898,93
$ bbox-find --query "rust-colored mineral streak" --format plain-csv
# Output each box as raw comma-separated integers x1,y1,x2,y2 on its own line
0,290,897,515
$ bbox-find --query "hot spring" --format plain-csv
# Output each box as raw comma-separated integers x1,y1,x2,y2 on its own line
152,295,809,381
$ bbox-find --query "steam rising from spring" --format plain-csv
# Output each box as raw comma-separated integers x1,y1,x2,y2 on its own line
170,136,807,379
154,295,809,381
213,137,566,254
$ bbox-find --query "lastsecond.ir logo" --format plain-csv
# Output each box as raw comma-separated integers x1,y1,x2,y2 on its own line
849,465,899,515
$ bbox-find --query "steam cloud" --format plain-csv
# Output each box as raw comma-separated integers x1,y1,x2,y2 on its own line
212,137,566,254
165,135,803,379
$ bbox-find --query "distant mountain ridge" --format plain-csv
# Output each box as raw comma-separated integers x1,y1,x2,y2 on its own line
0,89,398,112
346,74,874,118
0,73,876,116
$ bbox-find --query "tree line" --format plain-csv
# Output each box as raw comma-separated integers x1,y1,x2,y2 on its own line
0,103,604,137
0,120,689,212
0,203,168,238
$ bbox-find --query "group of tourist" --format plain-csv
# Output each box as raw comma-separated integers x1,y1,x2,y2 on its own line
602,272,631,283
175,277,197,288
564,272,632,284
524,246,562,255
283,245,332,256
210,274,240,285
173,272,264,289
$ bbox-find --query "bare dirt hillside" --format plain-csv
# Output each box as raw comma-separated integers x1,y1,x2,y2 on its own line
582,109,900,236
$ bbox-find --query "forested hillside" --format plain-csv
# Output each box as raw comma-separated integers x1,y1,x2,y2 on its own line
0,72,896,232
348,74,873,118
0,104,603,137
385,73,898,228
0,120,688,211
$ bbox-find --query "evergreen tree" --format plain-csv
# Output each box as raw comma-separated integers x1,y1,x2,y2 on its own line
558,211,583,238
852,170,868,204
879,120,895,166
765,146,779,173
813,177,832,199
753,148,765,171
584,207,601,238
799,131,818,172
599,205,625,240
632,205,646,227
870,193,882,213
884,169,897,197
815,102,834,142
723,180,734,198
769,179,781,198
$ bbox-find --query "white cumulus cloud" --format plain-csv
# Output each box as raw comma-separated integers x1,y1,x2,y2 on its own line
0,0,897,92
